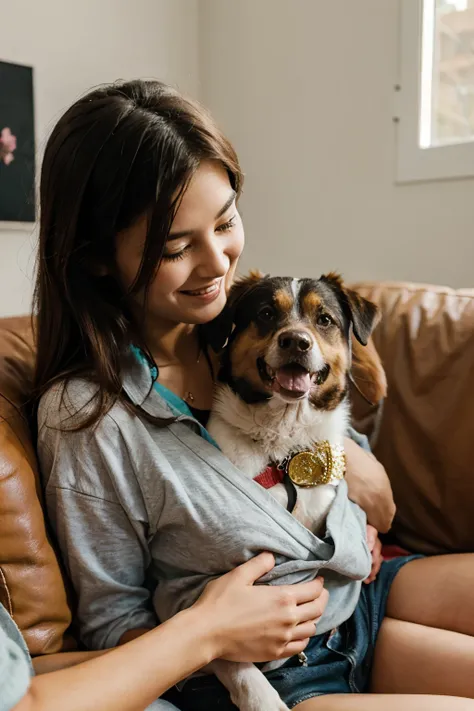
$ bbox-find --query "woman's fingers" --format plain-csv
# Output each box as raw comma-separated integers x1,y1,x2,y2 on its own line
364,525,384,584
295,591,329,625
280,638,310,658
366,524,378,552
291,619,321,641
236,552,276,584
282,576,325,605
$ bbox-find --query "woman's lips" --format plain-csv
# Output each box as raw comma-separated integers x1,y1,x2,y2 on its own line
180,280,222,303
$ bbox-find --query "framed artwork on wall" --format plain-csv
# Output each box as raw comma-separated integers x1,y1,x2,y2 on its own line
0,60,35,226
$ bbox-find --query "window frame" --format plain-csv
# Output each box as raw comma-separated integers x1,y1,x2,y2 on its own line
396,0,474,183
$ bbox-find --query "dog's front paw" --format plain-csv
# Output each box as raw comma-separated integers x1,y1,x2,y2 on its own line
209,659,290,711
237,696,289,711
231,677,289,711
237,697,289,711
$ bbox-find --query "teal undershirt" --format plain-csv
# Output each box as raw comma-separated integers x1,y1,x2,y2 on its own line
131,345,219,448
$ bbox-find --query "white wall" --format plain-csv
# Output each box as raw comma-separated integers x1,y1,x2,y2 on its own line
0,0,199,316
199,0,474,288
3,0,473,318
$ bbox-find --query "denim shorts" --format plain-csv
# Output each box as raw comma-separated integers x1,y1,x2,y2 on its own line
165,555,421,710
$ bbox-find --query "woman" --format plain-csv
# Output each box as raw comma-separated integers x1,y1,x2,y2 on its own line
3,553,326,711
34,80,474,710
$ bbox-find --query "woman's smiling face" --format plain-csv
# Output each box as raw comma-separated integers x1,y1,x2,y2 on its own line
115,160,245,328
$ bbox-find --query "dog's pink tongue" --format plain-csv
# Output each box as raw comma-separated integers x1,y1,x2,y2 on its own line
275,366,311,393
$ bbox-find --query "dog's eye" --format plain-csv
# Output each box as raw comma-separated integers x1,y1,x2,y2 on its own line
258,306,275,322
317,313,333,327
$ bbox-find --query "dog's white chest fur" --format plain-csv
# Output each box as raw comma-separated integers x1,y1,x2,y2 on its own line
208,384,349,532
206,385,350,711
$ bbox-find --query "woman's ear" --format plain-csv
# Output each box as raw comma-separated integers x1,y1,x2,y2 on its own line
201,269,266,352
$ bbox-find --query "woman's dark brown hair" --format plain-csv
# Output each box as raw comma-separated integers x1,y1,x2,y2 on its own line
33,79,243,428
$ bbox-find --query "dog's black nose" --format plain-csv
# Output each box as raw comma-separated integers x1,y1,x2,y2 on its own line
278,330,312,352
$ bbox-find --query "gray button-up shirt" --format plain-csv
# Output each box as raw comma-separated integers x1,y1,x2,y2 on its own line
38,350,371,651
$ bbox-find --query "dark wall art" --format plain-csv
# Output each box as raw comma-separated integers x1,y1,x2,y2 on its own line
0,60,35,223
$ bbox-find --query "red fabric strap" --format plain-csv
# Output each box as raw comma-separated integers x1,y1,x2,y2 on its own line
381,544,411,561
254,464,285,489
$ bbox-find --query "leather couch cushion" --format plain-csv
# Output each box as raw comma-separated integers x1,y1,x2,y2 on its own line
352,282,474,555
0,316,71,654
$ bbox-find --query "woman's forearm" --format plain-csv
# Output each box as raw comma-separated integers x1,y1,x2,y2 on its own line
32,625,155,674
354,466,395,533
16,607,215,711
32,650,109,675
344,436,396,533
118,626,154,644
32,627,154,675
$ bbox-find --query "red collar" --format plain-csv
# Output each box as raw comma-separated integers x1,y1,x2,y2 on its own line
254,464,284,489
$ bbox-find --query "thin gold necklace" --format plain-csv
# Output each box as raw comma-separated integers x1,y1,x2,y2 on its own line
155,344,202,405
184,348,202,404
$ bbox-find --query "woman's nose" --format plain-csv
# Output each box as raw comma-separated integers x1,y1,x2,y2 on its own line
197,239,229,278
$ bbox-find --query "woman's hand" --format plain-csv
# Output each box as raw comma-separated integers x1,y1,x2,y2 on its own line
194,553,329,663
344,437,396,533
364,524,383,584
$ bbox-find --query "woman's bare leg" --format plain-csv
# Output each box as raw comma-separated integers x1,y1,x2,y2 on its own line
293,618,474,707
295,555,474,708
371,617,474,695
386,553,474,635
294,696,474,710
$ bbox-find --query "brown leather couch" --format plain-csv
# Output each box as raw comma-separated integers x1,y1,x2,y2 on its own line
1,281,473,656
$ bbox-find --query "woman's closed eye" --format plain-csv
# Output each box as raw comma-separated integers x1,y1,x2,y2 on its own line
163,245,191,261
215,215,237,233
163,215,238,261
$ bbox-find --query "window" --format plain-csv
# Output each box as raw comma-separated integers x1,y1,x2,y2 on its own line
396,0,474,182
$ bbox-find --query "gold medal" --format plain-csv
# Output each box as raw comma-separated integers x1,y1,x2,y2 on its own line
287,441,345,487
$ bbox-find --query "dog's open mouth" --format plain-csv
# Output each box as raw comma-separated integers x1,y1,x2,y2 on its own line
257,358,330,399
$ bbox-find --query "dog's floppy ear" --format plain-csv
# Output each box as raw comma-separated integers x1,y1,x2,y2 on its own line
201,269,266,352
321,272,379,346
351,336,387,404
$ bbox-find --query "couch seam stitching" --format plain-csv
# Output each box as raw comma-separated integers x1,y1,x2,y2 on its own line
0,566,13,617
